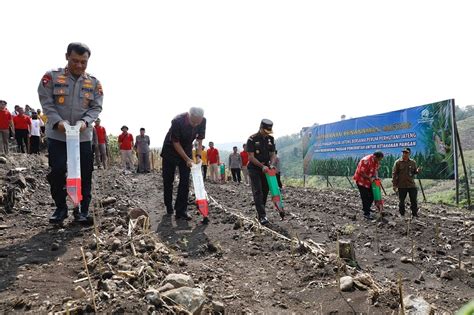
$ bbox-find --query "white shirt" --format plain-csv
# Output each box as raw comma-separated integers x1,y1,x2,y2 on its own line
30,119,44,137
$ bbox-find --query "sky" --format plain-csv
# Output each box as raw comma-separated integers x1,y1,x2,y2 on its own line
1,0,473,148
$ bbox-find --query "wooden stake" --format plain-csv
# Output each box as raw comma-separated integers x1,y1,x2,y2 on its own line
411,240,415,262
398,274,405,315
458,253,462,269
80,247,97,312
406,218,411,237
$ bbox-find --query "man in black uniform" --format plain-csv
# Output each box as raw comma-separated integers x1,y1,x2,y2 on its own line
161,107,206,220
246,119,277,225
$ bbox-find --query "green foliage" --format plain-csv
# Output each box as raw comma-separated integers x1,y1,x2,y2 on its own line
107,134,120,159
455,105,474,121
276,133,303,177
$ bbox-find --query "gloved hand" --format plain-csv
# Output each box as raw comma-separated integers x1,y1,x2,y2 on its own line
262,166,269,173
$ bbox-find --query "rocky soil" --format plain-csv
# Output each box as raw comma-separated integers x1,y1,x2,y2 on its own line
0,153,473,314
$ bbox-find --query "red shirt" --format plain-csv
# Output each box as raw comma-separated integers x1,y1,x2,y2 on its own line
353,154,380,188
240,151,249,166
95,125,107,144
118,133,133,150
13,114,31,130
207,147,219,164
0,109,12,129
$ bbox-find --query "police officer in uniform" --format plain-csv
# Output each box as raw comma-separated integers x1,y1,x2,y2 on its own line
246,119,277,225
38,42,103,224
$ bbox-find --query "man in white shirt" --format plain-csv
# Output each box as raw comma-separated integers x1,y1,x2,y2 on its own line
29,111,44,154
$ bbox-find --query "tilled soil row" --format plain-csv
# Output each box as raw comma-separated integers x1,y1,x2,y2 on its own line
1,156,473,313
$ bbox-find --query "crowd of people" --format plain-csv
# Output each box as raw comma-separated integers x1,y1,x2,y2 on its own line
3,42,422,227
191,142,282,187
0,101,47,155
0,105,152,174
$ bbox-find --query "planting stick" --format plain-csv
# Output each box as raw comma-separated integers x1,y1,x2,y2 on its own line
398,274,405,315
80,247,97,312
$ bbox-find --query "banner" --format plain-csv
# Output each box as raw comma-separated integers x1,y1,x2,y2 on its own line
302,100,455,179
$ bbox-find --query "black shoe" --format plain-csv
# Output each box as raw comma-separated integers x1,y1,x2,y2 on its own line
49,208,67,224
176,213,192,221
363,213,375,220
201,217,210,225
412,212,419,218
166,207,174,215
259,217,269,225
77,213,93,225
399,211,405,217
73,207,80,220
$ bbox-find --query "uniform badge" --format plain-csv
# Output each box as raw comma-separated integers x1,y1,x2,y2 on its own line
96,83,103,96
256,150,260,154
42,74,52,87
58,96,65,104
83,80,93,88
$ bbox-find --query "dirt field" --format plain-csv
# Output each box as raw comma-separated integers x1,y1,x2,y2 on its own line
0,154,473,313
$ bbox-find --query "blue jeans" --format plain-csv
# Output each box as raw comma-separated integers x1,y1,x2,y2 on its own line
47,138,93,214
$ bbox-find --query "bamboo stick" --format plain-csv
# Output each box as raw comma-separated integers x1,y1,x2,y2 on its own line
80,247,97,312
398,274,405,315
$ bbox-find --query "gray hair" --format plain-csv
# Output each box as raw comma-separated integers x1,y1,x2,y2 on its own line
189,107,204,118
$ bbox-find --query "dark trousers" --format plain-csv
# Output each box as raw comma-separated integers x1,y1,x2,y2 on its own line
202,165,208,180
249,168,269,219
398,187,418,215
162,157,190,216
357,185,373,215
15,129,28,153
29,135,40,154
276,172,282,189
47,139,93,214
231,168,241,183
